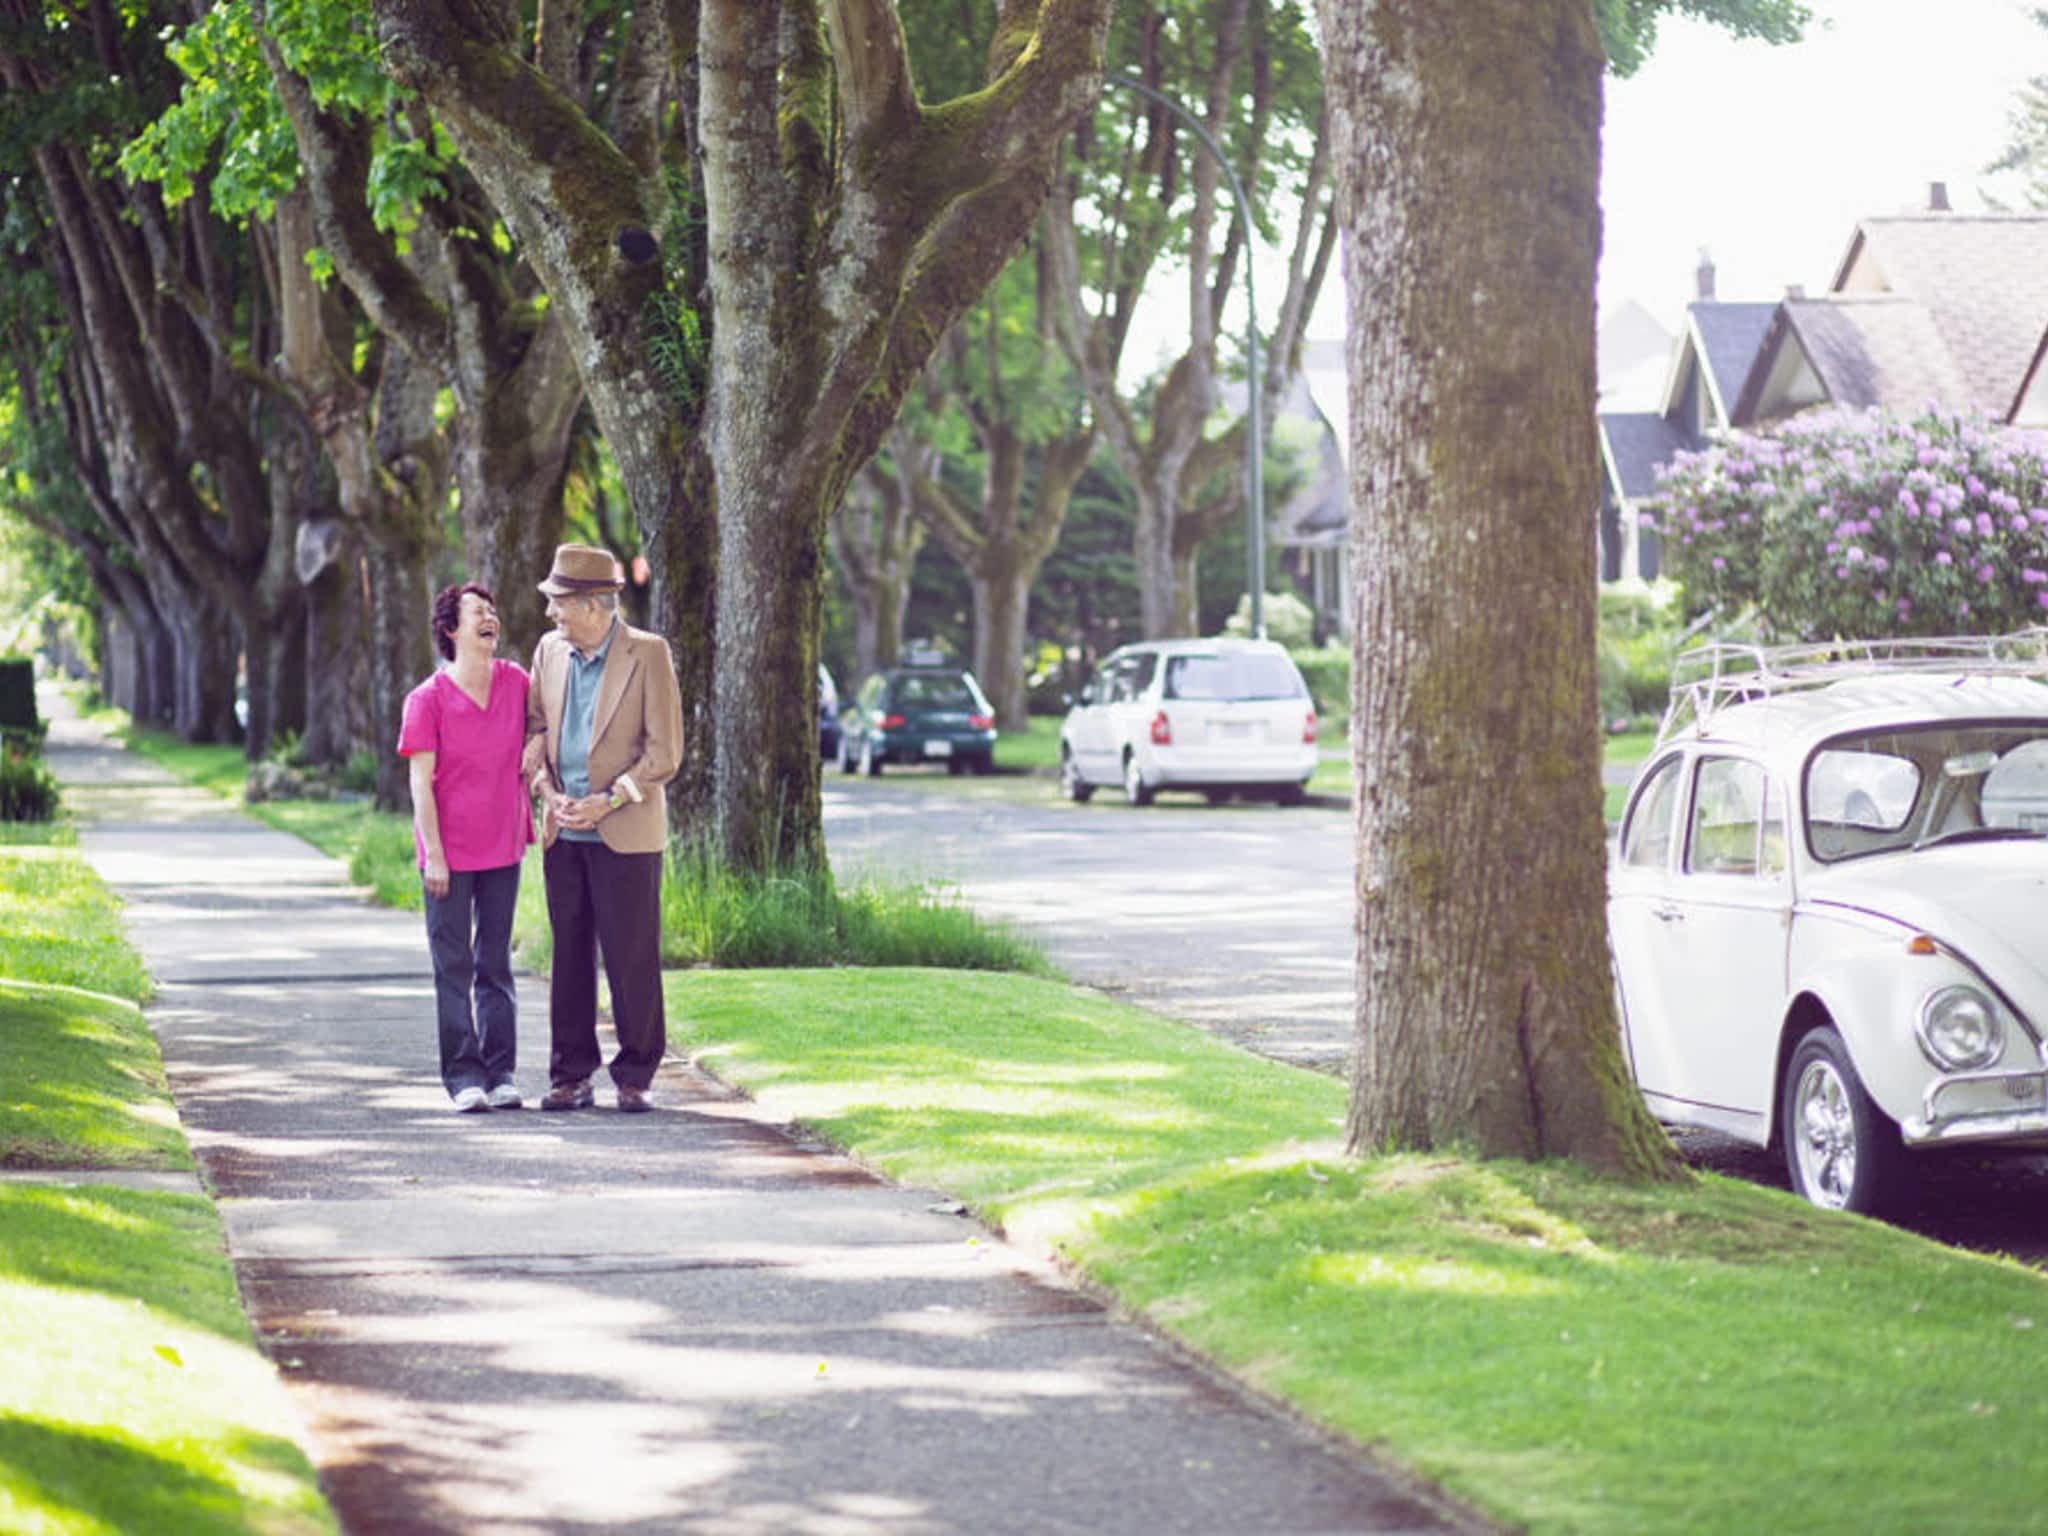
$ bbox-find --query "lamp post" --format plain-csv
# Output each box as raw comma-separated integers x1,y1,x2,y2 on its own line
1104,72,1265,640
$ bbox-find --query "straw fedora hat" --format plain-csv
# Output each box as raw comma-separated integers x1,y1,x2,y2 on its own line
536,544,625,597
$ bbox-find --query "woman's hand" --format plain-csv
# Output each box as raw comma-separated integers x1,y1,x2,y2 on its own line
423,853,451,900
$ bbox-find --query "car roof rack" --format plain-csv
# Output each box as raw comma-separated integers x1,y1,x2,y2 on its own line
1656,628,2048,746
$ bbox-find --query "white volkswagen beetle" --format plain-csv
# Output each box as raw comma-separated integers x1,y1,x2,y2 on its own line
1611,635,2048,1215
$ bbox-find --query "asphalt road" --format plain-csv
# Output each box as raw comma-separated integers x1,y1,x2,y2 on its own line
823,774,1358,1072
823,769,2048,1268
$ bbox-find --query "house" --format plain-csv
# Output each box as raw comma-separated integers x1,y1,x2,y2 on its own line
1597,256,1775,581
1598,189,2048,581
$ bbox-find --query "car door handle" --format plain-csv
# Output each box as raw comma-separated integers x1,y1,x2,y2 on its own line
1652,905,1685,923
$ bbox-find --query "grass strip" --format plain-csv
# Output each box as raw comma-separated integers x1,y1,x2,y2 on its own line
667,967,2048,1536
0,845,149,1002
0,1184,334,1536
0,981,190,1172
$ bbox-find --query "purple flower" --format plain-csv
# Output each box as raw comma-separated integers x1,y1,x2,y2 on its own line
1954,517,1974,534
1826,541,1841,555
1711,556,1727,571
1847,547,1867,564
2026,569,2047,584
1978,563,1997,584
1936,551,1954,566
2038,591,2048,611
1977,512,1996,536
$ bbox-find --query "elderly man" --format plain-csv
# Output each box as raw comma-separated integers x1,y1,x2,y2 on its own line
524,545,684,1113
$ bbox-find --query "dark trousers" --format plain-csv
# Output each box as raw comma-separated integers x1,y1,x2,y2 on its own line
423,862,521,1096
542,839,665,1090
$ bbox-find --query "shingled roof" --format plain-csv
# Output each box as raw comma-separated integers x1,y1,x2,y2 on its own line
1735,297,1973,421
1599,412,1698,504
1686,302,1779,421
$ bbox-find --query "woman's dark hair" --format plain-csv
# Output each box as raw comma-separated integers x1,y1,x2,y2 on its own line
430,583,496,662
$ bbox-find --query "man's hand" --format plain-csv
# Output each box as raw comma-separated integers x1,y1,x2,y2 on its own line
557,792,612,831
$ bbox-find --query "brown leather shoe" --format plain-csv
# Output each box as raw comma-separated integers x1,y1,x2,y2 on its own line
616,1084,653,1114
539,1078,594,1112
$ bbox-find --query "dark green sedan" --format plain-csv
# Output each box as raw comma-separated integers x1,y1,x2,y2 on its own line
837,666,998,776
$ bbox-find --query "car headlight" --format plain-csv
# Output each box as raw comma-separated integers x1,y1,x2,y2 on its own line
1915,985,2005,1072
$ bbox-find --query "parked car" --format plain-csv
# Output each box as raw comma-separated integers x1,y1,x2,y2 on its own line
1610,634,2048,1215
1058,637,1317,806
838,665,997,775
818,664,841,761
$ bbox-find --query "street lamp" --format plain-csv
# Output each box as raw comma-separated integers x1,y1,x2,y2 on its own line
1104,72,1265,640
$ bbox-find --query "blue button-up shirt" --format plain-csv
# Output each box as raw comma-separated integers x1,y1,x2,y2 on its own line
557,618,618,843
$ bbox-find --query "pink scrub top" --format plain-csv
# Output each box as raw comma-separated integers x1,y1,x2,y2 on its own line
396,660,536,872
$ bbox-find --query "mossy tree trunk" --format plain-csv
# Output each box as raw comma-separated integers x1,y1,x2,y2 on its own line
1316,0,1680,1179
374,0,1112,871
259,15,582,668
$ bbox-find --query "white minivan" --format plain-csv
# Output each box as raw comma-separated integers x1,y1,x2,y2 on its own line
1058,638,1319,805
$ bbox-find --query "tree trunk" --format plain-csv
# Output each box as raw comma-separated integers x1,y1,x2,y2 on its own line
832,442,928,683
300,528,365,766
969,565,1032,728
1319,0,1678,1178
367,544,432,811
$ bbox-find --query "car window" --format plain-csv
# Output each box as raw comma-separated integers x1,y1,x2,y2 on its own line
1162,652,1306,701
1621,755,1683,868
1807,748,1919,831
1983,739,2048,832
893,673,976,709
1108,657,1143,704
1131,651,1159,697
1687,757,1769,876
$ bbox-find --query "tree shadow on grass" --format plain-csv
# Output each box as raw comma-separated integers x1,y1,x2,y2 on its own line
0,1413,328,1536
0,1186,250,1342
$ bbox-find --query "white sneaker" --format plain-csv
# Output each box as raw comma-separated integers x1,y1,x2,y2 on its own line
452,1086,490,1113
486,1083,523,1110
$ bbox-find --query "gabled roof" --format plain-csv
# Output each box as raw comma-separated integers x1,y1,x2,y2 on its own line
1658,302,1777,425
1830,215,2048,411
1687,302,1779,424
1735,296,1972,421
1599,412,1698,505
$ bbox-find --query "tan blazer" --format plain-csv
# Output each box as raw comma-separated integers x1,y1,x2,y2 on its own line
524,622,683,854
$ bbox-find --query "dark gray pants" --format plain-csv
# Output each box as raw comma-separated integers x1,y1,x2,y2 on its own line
423,862,521,1096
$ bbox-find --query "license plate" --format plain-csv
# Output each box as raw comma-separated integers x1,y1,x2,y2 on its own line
1213,721,1255,740
923,739,953,757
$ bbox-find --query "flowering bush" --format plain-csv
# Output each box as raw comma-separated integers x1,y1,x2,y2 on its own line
1647,409,2048,638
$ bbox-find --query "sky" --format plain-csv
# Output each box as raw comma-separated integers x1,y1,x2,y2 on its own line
1600,0,2044,331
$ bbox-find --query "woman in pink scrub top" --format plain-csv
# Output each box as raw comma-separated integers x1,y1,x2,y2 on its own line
396,584,535,1113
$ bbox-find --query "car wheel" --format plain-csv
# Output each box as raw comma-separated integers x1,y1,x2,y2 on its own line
839,734,858,774
1060,747,1094,803
1203,789,1234,806
1273,781,1307,806
1781,1024,1908,1216
946,757,966,776
860,737,882,777
1122,751,1154,807
970,754,993,776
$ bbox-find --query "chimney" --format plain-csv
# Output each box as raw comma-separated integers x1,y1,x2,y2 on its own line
1929,181,1952,212
1785,284,1806,300
1696,247,1716,301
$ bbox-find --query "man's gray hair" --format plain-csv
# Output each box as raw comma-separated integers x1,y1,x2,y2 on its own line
586,591,620,614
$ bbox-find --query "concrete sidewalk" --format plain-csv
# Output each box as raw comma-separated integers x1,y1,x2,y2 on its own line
47,711,1477,1536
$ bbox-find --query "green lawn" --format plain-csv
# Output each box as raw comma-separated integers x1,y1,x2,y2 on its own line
0,982,190,1171
0,1185,336,1536
668,967,2048,1536
0,844,150,1002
